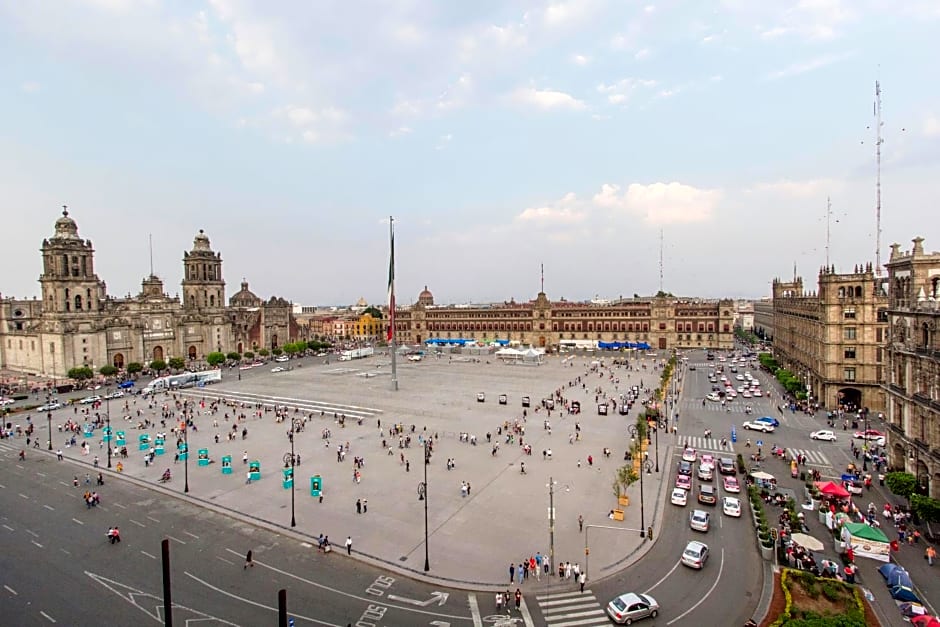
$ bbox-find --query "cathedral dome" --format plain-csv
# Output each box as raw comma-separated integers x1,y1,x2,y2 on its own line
192,229,212,252
52,206,81,240
418,285,434,306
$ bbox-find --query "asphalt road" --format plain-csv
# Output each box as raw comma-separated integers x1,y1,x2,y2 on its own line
0,438,512,627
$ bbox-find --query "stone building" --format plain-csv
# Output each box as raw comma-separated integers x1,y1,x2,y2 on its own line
0,209,297,379
772,264,888,412
883,237,940,497
389,287,735,351
753,298,774,341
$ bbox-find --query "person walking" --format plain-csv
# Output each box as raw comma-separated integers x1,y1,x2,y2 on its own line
345,536,353,555
578,514,584,532
356,498,362,514
514,589,522,611
579,571,586,593
509,563,515,585
927,545,937,566
244,550,254,569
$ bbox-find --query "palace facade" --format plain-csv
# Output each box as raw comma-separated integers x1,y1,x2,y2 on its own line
390,287,735,351
0,209,297,379
883,237,940,497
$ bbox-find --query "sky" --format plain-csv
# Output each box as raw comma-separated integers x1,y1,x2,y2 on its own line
1,1,939,307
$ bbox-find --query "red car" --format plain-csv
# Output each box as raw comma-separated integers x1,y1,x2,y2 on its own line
676,474,692,491
723,476,740,493
853,429,884,440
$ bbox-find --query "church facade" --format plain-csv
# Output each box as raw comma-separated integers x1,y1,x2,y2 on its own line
0,209,297,379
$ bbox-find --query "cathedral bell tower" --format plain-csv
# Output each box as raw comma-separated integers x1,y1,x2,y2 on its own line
181,230,225,310
39,207,104,314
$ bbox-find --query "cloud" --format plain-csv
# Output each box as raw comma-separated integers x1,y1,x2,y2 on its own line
571,53,590,66
515,193,586,226
542,1,598,28
21,81,41,93
593,182,721,225
596,78,657,105
434,133,453,150
925,115,940,137
634,48,650,60
275,104,349,143
765,51,854,80
509,86,586,111
389,126,412,138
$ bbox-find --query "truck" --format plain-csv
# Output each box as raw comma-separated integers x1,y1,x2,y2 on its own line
338,347,374,361
142,368,222,395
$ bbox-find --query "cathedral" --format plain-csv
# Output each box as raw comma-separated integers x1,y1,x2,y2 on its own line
0,208,297,379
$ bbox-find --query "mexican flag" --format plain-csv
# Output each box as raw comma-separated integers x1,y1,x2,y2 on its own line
387,221,395,342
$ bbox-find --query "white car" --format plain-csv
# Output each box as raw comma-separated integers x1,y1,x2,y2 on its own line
671,488,688,506
104,390,124,399
752,389,762,397
271,367,286,373
38,401,62,411
742,390,752,398
735,374,745,381
681,541,709,569
705,392,720,402
723,497,742,517
810,430,837,441
742,420,775,433
682,448,697,462
689,509,711,532
79,395,102,405
697,464,714,481
0,398,16,406
275,356,289,362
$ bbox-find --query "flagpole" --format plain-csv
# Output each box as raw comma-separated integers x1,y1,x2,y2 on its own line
389,216,399,391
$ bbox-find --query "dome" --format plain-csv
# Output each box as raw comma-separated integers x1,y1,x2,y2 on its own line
192,229,212,252
419,285,433,299
355,296,368,307
52,206,81,240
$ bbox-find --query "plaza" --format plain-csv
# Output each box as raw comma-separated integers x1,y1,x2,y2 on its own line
50,350,674,588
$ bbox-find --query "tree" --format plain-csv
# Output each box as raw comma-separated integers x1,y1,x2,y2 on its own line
257,349,269,357
226,352,241,361
295,341,308,353
283,343,298,356
126,362,144,374
243,351,255,359
911,494,940,523
362,306,383,319
168,357,186,370
99,365,118,377
885,472,917,500
612,465,639,498
68,366,94,381
150,360,167,373
206,352,225,367
272,347,283,356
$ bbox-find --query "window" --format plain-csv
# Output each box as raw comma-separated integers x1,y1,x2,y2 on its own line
843,308,856,320
844,347,856,359
877,309,888,323
844,327,857,340
844,368,856,381
876,328,883,343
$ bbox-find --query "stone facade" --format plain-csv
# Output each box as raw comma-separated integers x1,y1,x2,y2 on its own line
883,237,940,497
0,209,297,379
753,298,774,341
390,287,735,351
772,265,888,413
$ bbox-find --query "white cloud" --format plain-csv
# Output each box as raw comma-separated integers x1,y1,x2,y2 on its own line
21,81,41,93
516,193,586,226
542,1,598,28
593,182,721,225
571,53,590,66
434,133,453,150
437,73,472,111
925,116,940,137
510,86,586,111
644,4,656,13
596,78,657,105
765,51,854,80
634,48,650,60
389,126,412,138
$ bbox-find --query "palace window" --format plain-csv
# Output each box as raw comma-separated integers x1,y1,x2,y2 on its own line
844,347,856,359
844,327,857,340
843,367,856,382
843,308,856,320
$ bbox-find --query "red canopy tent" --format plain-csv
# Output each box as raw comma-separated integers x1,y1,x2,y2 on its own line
815,481,851,498
911,616,940,627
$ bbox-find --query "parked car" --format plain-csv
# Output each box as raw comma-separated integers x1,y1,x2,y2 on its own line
79,395,102,405
690,509,711,532
275,355,289,362
723,497,742,517
38,401,62,411
853,429,884,440
104,390,124,399
605,592,660,625
810,430,837,441
681,541,709,569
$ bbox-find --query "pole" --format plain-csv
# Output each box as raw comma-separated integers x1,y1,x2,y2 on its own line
639,461,646,535
278,588,288,627
161,538,174,627
106,393,112,469
654,412,660,473
584,525,590,580
47,411,53,451
423,439,430,571
389,216,398,392
290,421,296,528
549,477,555,577
183,411,189,494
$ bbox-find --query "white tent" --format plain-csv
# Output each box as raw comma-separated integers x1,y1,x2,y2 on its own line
496,348,525,361
522,348,544,364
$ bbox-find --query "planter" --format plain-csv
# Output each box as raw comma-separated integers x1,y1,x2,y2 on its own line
618,495,630,507
818,509,828,524
759,541,775,561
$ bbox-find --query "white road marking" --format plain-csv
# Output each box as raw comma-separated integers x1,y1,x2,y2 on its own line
32,540,43,548
37,472,46,477
644,558,681,595
72,518,84,526
58,481,69,487
166,535,187,545
40,611,56,623
183,531,200,540
43,504,54,511
60,548,71,555
19,493,30,499
0,484,5,489
129,519,146,528
140,551,157,560
146,516,160,523
4,585,17,595
26,529,39,538
667,548,725,625
2,524,14,532
468,593,483,627
216,556,235,566
518,596,535,627
112,502,126,509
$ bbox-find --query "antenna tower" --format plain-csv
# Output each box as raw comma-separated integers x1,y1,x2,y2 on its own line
659,228,664,294
540,263,544,293
149,233,154,276
825,197,831,269
874,80,884,276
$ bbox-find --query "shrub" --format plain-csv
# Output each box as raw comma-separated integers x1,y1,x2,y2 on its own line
206,352,225,367
99,365,118,376
126,362,143,374
821,581,842,602
226,352,241,361
243,351,255,359
68,366,94,381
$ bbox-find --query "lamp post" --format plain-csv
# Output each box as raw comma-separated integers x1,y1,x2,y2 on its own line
547,477,557,580
183,403,190,494
47,410,53,451
639,458,653,539
417,439,430,571
290,419,297,528
106,389,112,469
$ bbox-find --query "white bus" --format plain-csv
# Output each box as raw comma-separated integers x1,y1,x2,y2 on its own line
143,369,222,395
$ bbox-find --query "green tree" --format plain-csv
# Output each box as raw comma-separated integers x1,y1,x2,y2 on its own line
206,352,225,367
362,306,384,319
126,362,144,374
243,351,255,359
168,357,186,370
612,465,639,498
226,352,241,361
911,494,940,522
272,347,283,356
150,359,167,373
283,343,298,356
295,341,308,353
68,366,94,381
257,348,269,357
99,365,118,376
885,472,918,499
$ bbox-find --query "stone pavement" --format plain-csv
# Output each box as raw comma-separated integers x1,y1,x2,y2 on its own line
36,352,675,590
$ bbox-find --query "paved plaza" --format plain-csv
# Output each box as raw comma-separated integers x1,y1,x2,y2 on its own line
45,351,675,589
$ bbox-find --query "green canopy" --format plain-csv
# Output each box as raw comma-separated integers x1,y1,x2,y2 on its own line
843,522,889,543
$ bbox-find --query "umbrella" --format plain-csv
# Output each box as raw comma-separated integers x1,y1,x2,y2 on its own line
815,481,850,498
751,471,776,481
790,533,825,551
911,616,940,627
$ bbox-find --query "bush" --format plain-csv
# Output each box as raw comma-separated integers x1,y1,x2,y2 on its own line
68,366,94,380
226,352,241,361
820,582,842,602
243,351,255,359
99,365,118,376
150,360,167,373
126,362,143,374
257,349,269,357
911,493,940,523
885,472,917,500
168,357,186,370
206,352,225,367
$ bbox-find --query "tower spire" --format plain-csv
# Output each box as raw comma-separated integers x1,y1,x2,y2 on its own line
825,196,831,269
149,233,154,277
659,228,664,294
874,79,883,276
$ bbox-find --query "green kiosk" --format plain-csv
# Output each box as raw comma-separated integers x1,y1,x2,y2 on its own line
198,448,210,467
249,461,261,481
221,455,232,474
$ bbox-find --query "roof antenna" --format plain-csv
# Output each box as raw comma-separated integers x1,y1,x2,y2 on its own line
874,79,884,276
825,196,832,269
540,263,544,294
659,228,664,294
149,233,154,277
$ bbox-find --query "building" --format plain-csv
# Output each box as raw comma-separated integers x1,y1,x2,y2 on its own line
753,298,774,342
772,264,888,412
390,287,735,351
0,209,297,379
883,237,940,497
734,301,755,331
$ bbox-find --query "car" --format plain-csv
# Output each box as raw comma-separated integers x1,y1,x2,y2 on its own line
723,497,742,517
86,384,102,391
275,355,290,362
708,377,718,384
743,420,775,433
723,476,741,493
705,392,720,402
688,365,696,371
698,484,717,505
736,374,745,381
752,389,763,397
697,464,714,481
874,436,886,447
689,509,711,532
854,429,884,440
676,474,692,491
755,416,780,428
811,430,837,441
742,390,752,398
79,395,102,405
606,592,660,625
271,367,286,373
718,457,736,475
0,398,16,406
682,448,697,462
104,390,124,399
677,460,693,475
38,401,63,411
726,390,737,398
681,541,709,569
671,488,688,506
701,453,715,467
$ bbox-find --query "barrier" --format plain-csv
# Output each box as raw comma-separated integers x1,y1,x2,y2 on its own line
221,455,232,475
178,442,189,461
154,436,165,456
83,424,94,438
116,430,126,447
102,426,113,442
282,468,294,489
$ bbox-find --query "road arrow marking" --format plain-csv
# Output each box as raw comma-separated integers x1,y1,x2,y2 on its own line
387,591,449,607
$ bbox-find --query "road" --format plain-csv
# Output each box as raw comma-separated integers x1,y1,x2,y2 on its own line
0,438,509,627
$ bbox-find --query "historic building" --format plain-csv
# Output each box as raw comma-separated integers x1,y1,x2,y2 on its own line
753,298,774,341
772,264,888,412
883,237,940,497
390,287,735,351
0,209,297,378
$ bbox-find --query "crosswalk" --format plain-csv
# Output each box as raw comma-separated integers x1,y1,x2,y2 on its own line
535,589,608,627
676,436,735,454
686,401,769,414
786,448,831,467
178,389,383,420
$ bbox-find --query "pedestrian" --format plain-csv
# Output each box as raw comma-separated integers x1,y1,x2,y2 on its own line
246,471,252,485
244,550,254,569
514,589,521,611
362,499,368,513
509,563,515,585
578,514,584,533
926,545,936,566
56,449,63,461
345,536,353,555
356,498,362,514
495,591,503,611
579,571,586,593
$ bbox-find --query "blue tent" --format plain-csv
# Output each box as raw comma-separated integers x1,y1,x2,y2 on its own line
878,563,908,584
890,585,920,603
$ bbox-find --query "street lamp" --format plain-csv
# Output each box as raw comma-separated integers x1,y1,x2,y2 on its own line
47,410,53,451
547,477,557,579
417,439,430,571
290,419,297,528
183,403,190,494
639,458,653,539
106,389,112,469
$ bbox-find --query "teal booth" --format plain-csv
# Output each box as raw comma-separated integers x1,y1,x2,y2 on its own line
83,424,94,438
198,448,210,467
249,460,261,481
310,475,322,497
138,434,151,451
154,436,165,456
221,455,232,474
116,430,126,447
102,426,113,443
178,442,188,461
282,467,294,489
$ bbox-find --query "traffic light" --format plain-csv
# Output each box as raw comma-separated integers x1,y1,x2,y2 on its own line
647,526,653,541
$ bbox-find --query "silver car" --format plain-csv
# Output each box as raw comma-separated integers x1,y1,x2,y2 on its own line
606,592,660,624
